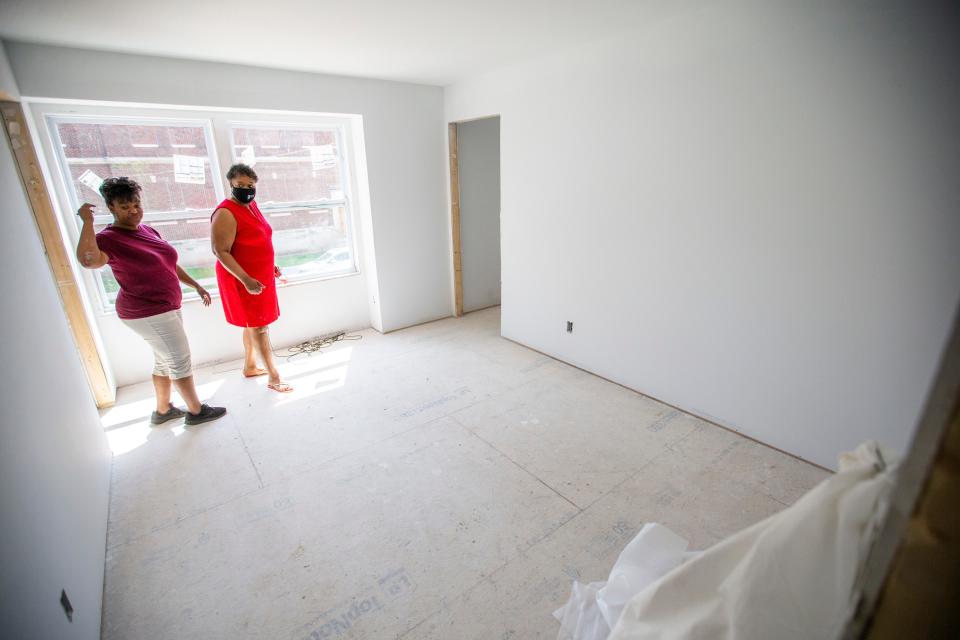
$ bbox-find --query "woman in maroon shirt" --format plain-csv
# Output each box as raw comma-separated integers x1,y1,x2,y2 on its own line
75,177,226,426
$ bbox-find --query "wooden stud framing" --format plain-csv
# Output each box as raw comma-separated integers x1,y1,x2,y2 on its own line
449,122,464,317
1,101,115,407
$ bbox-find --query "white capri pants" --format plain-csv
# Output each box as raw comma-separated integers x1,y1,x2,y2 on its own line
122,309,193,379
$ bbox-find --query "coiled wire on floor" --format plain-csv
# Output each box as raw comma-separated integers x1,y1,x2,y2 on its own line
279,331,363,361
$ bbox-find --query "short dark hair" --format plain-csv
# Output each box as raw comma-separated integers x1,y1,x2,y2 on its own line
226,163,258,182
99,176,142,206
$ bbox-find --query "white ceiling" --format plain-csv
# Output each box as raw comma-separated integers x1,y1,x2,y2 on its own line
0,0,673,86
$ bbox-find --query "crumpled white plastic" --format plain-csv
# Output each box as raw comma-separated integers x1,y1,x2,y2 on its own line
554,441,896,640
553,523,694,640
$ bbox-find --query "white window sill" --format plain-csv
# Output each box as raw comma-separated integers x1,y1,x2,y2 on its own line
97,268,361,317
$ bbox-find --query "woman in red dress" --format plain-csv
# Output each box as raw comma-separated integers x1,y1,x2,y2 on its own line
211,163,292,392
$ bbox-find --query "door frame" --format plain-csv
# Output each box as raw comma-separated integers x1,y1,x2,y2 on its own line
447,122,464,317
447,115,500,318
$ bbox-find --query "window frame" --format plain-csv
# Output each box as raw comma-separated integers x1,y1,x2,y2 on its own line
28,102,363,315
44,113,225,308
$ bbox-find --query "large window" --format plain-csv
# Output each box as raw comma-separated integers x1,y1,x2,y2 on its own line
42,110,359,311
49,117,221,304
230,124,355,281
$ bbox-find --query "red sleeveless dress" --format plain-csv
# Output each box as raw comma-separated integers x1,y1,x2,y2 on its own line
213,199,280,327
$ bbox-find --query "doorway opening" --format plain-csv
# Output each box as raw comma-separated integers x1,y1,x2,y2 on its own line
448,116,501,317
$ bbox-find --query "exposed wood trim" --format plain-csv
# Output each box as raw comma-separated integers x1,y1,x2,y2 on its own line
1,101,115,408
448,122,464,317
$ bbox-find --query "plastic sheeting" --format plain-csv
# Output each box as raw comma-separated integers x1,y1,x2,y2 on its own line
554,524,696,639
555,441,896,640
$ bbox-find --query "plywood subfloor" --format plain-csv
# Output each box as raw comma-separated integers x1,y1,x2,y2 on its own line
99,307,829,639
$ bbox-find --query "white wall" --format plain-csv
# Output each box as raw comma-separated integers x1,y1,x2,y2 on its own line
6,42,451,384
457,117,501,312
0,44,111,640
445,0,960,468
0,40,18,100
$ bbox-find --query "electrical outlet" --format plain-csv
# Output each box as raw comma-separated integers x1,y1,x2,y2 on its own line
566,321,574,333
60,589,73,622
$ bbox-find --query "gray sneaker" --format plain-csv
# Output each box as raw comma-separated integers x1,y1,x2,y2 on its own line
151,403,186,425
185,404,227,426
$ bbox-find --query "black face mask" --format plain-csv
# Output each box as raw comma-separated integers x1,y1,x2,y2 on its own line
232,186,256,204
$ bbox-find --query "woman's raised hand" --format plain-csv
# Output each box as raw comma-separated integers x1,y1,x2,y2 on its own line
77,203,96,224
